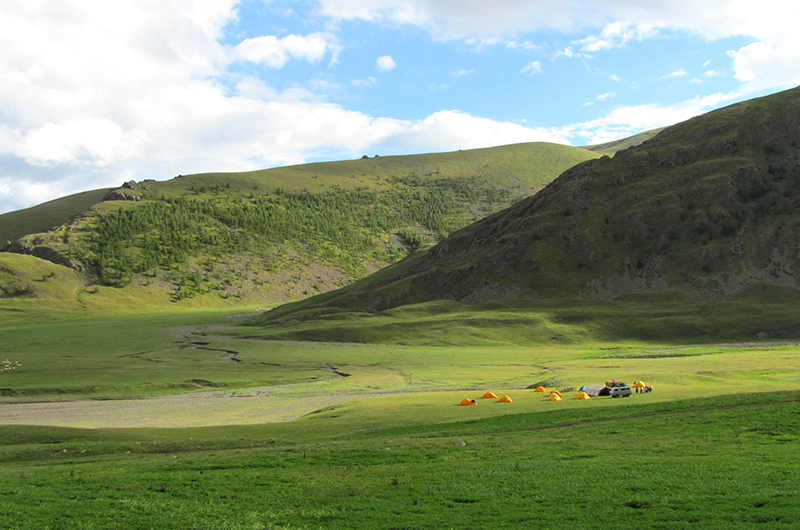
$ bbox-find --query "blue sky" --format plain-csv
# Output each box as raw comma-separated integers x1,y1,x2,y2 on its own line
1,0,799,213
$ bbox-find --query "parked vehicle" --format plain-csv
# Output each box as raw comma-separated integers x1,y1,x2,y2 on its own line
610,385,632,398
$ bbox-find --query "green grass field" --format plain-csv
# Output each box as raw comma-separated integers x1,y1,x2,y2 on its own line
0,392,797,529
4,90,800,528
1,299,799,528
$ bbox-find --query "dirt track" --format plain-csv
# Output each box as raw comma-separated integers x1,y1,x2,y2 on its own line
0,385,361,428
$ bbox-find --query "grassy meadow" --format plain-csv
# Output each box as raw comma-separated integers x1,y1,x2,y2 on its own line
5,89,800,529
1,295,799,528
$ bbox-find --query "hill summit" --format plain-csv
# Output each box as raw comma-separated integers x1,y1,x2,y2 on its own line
1,142,598,306
265,86,800,318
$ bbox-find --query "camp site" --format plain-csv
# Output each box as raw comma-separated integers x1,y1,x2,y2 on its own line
3,81,800,528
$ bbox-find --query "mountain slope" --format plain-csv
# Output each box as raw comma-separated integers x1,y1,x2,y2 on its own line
0,188,112,247
261,86,800,321
1,142,599,306
583,128,665,156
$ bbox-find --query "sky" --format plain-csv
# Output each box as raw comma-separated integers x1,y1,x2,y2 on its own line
2,0,799,214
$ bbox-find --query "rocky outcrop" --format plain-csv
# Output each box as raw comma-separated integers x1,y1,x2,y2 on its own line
102,180,143,201
103,190,141,202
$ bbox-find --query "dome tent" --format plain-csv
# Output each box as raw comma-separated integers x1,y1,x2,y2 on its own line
459,399,477,406
576,392,590,400
481,392,499,399
533,386,547,393
548,394,562,401
497,395,513,403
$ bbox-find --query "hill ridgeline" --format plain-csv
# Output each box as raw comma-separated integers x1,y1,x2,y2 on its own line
0,142,599,306
263,86,800,320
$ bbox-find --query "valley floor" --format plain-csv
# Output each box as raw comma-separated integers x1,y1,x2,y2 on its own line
0,306,798,528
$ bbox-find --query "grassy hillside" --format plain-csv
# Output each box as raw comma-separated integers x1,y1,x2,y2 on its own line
0,188,111,246
0,253,198,312
251,287,800,346
2,142,598,307
583,127,664,156
2,108,799,529
260,86,800,323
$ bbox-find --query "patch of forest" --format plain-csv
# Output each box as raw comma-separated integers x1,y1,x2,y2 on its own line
67,176,522,297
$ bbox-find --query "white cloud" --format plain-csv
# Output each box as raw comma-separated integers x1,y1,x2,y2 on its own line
565,91,741,145
2,0,800,215
661,69,688,80
373,110,570,152
0,0,585,214
314,0,790,42
314,0,610,39
521,61,542,75
14,119,142,167
586,91,616,105
231,33,341,68
575,21,656,53
450,69,475,77
352,76,377,87
555,47,576,59
376,55,397,72
0,179,62,213
728,34,800,91
503,40,540,51
315,1,800,93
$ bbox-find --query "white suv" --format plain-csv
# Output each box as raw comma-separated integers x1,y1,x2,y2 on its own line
610,385,632,398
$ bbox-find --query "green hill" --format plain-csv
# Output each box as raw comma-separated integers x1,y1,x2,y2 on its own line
1,142,599,307
259,86,800,326
0,188,111,246
583,127,665,156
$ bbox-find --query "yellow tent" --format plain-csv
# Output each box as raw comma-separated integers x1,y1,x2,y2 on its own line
481,392,499,399
549,390,563,397
497,395,513,403
576,392,590,400
533,386,547,393
459,398,477,406
548,394,562,401
633,381,646,388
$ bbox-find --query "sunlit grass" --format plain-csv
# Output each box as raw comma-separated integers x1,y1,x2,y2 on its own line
1,296,799,527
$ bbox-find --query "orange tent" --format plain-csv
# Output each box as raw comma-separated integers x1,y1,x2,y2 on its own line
576,392,590,400
549,390,563,397
481,392,499,399
633,381,646,388
459,398,477,406
497,395,513,403
533,386,547,393
548,394,562,401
